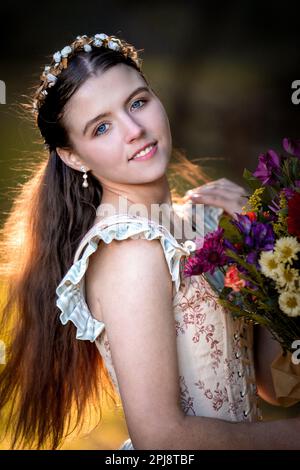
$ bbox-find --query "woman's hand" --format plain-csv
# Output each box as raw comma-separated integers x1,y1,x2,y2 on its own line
183,178,248,219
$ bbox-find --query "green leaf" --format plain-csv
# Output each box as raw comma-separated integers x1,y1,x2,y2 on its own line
290,157,300,180
219,216,243,243
238,285,265,298
218,298,272,326
243,169,262,191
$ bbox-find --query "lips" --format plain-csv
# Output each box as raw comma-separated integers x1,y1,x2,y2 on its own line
129,141,157,161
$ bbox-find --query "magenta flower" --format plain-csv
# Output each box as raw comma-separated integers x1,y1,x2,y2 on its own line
253,149,281,185
282,138,300,158
183,228,228,276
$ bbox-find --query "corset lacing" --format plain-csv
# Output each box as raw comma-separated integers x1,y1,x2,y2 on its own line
233,320,263,421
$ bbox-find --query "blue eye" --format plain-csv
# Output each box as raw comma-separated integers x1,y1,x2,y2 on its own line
95,122,109,136
131,99,146,110
94,99,147,137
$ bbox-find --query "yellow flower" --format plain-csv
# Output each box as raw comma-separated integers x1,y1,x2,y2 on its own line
272,192,288,237
274,237,300,264
245,187,265,212
276,265,299,291
279,291,300,317
259,251,280,280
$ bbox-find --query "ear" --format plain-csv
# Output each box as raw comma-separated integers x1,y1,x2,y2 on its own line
56,147,89,172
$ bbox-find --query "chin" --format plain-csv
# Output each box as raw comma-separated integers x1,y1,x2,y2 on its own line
137,163,168,184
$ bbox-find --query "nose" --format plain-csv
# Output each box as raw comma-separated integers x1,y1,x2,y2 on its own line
122,113,144,143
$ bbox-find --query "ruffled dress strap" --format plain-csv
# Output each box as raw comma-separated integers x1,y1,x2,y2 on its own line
56,214,194,342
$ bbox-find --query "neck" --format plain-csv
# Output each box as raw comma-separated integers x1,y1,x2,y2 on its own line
99,174,172,215
95,176,189,242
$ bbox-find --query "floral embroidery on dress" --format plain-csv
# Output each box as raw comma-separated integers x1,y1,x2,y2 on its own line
224,358,237,385
179,376,196,416
174,276,223,373
194,380,229,413
190,277,220,309
227,398,245,417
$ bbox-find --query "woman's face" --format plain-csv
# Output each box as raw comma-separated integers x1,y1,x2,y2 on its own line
59,63,172,186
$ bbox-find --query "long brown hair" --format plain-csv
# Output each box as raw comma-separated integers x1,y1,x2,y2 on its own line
0,39,209,449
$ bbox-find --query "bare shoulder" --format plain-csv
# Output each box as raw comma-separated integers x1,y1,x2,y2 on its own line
88,235,172,285
85,237,173,320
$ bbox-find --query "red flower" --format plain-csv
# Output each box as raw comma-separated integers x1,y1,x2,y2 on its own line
287,192,300,239
246,211,257,222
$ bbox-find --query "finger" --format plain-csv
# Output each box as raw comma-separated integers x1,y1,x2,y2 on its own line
191,198,240,217
190,193,245,213
195,182,246,194
209,183,246,193
191,190,246,202
190,193,225,205
184,181,247,201
216,177,245,189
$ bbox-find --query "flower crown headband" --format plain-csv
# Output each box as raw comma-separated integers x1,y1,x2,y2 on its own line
32,33,143,114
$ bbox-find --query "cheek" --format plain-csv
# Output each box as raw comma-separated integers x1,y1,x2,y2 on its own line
155,108,172,156
154,103,171,139
78,139,122,170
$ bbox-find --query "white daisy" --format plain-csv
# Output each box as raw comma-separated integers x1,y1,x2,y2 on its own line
274,236,300,264
276,265,299,290
259,250,280,280
279,291,300,317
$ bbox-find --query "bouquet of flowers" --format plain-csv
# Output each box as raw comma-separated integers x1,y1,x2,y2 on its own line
183,138,300,355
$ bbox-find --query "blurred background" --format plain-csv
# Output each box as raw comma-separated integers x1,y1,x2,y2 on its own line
0,0,300,449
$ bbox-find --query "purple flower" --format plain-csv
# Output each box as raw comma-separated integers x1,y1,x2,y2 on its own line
237,265,258,290
250,222,275,250
268,197,281,214
183,227,228,276
253,150,281,185
282,188,295,200
231,214,275,268
223,239,239,254
282,138,300,158
233,213,252,236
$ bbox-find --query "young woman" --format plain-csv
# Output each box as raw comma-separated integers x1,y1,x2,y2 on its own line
0,33,299,450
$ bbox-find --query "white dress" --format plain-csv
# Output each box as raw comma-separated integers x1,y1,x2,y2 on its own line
56,204,261,450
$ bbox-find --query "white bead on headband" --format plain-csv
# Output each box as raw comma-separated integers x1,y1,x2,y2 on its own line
32,33,143,114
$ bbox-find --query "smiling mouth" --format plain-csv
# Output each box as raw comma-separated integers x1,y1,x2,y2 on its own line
129,142,158,161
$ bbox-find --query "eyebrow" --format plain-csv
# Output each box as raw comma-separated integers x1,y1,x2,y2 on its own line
82,86,150,135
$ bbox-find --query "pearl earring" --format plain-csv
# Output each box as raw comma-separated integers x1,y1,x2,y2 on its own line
80,165,89,188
